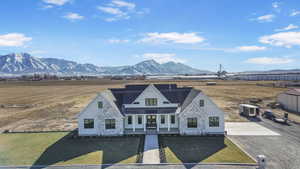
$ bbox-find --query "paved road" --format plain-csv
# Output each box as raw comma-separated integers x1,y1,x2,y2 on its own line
229,118,300,169
0,164,257,169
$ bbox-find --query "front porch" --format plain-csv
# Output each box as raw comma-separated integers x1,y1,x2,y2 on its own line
124,128,180,135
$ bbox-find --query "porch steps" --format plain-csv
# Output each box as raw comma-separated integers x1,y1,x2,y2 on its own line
142,134,160,164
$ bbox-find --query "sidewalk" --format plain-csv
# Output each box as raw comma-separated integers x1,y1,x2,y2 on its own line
142,134,160,164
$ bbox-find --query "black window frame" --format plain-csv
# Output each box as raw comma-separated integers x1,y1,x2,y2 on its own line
105,119,116,129
161,115,165,124
187,118,197,128
199,99,204,107
209,116,219,127
128,116,132,125
138,115,142,124
171,115,175,124
98,101,103,109
145,98,158,106
84,119,94,129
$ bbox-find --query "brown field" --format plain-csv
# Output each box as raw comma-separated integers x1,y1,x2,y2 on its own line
0,79,299,132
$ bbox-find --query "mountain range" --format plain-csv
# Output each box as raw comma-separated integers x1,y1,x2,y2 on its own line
0,53,212,76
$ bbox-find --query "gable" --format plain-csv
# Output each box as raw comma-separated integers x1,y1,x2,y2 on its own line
132,84,171,105
179,92,223,117
78,90,123,119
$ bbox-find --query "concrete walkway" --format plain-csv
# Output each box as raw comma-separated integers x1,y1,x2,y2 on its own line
142,134,160,164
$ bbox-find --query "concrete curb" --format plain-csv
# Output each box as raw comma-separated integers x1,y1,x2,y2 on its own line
0,163,258,168
226,136,258,163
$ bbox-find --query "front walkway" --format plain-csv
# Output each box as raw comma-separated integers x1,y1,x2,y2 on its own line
142,134,160,164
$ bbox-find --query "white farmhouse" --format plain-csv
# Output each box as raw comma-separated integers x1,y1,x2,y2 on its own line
277,88,300,113
78,84,224,136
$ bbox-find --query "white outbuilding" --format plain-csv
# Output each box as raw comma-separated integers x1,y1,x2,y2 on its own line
277,88,300,113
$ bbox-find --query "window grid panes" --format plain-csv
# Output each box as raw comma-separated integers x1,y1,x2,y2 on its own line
171,115,175,124
128,116,132,125
199,100,204,107
84,119,94,129
98,101,103,109
145,98,158,106
138,116,142,124
187,118,197,128
105,119,116,129
161,115,165,124
209,116,219,127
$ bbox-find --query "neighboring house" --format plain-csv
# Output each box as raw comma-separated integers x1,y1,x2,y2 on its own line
78,84,224,136
277,88,300,113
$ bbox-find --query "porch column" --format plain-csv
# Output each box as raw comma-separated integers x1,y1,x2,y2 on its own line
157,114,159,132
168,114,170,131
133,115,136,132
144,114,146,131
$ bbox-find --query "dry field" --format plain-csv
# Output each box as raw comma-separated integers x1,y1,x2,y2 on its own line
0,79,298,132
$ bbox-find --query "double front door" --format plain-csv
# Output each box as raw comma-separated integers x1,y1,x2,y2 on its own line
146,115,157,129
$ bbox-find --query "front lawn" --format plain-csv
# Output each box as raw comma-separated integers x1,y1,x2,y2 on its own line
0,132,141,166
159,135,255,164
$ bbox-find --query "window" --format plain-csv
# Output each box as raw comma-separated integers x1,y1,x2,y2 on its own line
171,115,175,124
199,100,204,107
128,116,132,125
98,101,103,109
209,116,219,127
145,98,157,106
138,115,142,124
161,115,165,124
187,118,197,128
133,102,139,104
84,119,94,129
163,101,170,104
105,119,116,129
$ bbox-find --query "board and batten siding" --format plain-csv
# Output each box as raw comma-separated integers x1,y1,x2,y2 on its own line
179,92,224,135
78,92,124,136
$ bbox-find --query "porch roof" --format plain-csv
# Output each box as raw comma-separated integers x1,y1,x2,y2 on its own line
124,107,178,114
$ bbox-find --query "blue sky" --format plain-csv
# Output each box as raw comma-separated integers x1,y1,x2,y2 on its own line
1,0,300,72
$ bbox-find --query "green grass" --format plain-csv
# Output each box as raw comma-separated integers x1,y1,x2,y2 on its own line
160,136,255,164
0,132,141,166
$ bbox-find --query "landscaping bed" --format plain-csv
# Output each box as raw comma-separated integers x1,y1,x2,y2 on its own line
158,135,255,164
0,132,142,166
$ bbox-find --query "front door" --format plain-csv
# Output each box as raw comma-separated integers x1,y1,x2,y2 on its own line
146,115,156,129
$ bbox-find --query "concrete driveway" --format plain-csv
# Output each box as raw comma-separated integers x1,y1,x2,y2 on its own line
225,122,280,136
229,119,300,169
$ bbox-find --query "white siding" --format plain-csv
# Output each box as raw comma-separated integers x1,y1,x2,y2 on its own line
78,92,124,136
179,92,224,135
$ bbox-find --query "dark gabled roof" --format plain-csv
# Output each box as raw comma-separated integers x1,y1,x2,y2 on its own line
125,107,177,114
109,84,200,111
181,89,201,111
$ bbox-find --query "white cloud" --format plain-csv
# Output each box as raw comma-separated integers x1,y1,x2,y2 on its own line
256,14,275,22
0,33,32,47
290,10,300,16
97,0,146,22
139,32,205,44
108,39,129,43
110,0,135,10
43,0,70,6
272,2,279,9
142,53,186,63
63,12,84,21
275,24,299,32
259,31,300,48
236,46,267,52
246,57,293,65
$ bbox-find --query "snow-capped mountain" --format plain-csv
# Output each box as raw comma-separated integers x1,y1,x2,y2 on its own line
0,53,212,75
